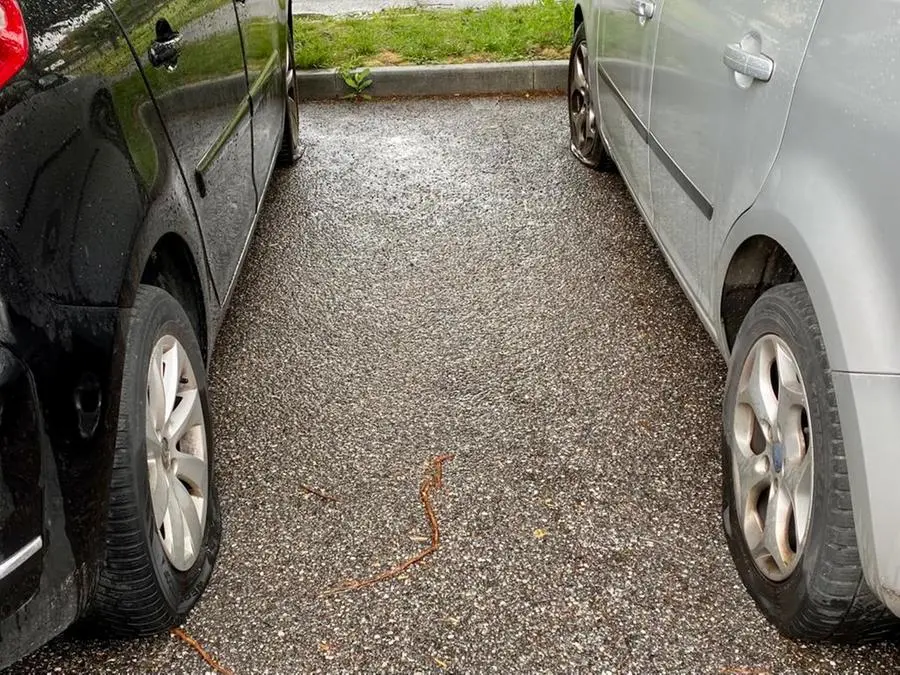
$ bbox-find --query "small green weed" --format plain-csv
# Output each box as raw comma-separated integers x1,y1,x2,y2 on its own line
340,66,374,100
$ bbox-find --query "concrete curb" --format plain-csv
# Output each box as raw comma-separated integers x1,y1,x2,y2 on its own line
297,61,567,101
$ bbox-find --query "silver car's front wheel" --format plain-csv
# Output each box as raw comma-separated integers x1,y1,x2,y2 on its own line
146,335,209,572
568,24,607,168
721,283,898,642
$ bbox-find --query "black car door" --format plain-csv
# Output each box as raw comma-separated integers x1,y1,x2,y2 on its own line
109,0,257,299
234,0,286,198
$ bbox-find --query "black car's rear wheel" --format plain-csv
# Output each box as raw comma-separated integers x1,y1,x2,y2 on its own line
88,285,220,636
568,23,607,169
722,283,897,642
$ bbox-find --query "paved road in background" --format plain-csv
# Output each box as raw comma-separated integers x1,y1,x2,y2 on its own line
12,97,900,673
296,0,533,15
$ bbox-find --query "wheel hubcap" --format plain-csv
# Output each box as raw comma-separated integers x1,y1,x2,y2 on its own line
146,335,208,571
569,42,597,159
732,335,813,581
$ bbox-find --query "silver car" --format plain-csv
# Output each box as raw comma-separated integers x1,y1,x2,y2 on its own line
568,0,900,640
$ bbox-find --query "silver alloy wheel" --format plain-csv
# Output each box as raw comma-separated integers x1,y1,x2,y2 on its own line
732,334,814,581
145,335,208,571
569,41,598,162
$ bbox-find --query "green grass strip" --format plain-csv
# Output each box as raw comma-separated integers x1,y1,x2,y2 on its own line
294,0,575,70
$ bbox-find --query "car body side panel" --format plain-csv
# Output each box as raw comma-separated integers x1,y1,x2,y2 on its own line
650,0,823,314
832,372,900,615
592,0,659,217
716,1,900,609
110,0,258,301
717,2,900,376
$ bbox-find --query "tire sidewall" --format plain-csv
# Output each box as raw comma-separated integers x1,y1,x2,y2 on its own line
119,288,220,617
722,285,835,629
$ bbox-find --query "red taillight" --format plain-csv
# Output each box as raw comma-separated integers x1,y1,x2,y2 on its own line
0,0,28,89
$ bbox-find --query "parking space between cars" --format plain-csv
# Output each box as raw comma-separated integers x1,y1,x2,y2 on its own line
13,97,899,674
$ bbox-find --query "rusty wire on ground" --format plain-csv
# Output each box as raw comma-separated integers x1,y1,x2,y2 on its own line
323,453,455,596
300,483,339,503
170,627,235,675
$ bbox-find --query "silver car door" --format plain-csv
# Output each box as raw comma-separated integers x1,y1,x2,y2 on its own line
594,0,663,221
648,0,824,316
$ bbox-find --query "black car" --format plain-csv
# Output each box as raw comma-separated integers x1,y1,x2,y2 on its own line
0,0,300,665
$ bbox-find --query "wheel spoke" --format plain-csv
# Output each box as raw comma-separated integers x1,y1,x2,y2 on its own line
573,45,588,92
173,449,208,496
166,487,185,562
584,107,596,143
149,457,170,524
762,483,794,576
573,108,587,144
735,452,769,515
738,339,778,435
744,508,767,562
783,451,813,548
172,479,202,557
146,435,164,462
161,342,182,427
165,388,201,446
775,344,807,458
147,344,167,436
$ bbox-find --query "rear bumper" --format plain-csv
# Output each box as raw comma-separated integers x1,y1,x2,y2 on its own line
833,371,900,616
0,303,123,667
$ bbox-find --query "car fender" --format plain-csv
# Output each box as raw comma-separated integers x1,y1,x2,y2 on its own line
717,154,900,375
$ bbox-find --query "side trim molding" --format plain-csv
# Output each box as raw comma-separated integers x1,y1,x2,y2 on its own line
595,64,714,221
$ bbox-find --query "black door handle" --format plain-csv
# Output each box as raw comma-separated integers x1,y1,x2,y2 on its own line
148,18,182,70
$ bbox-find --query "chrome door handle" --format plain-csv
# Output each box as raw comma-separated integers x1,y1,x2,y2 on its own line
630,0,655,23
723,43,774,82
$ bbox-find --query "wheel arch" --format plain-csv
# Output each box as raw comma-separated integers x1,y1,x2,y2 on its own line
717,184,900,375
719,235,801,350
139,233,211,362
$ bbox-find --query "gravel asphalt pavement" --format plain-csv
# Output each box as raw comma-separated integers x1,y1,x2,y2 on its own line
11,97,900,674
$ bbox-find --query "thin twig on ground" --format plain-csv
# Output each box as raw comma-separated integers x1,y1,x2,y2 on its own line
323,453,455,596
300,483,339,503
170,627,235,675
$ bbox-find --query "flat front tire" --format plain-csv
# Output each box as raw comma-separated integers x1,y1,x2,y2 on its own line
568,23,608,169
722,283,897,642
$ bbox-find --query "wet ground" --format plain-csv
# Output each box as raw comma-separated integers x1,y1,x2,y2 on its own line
12,97,900,673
